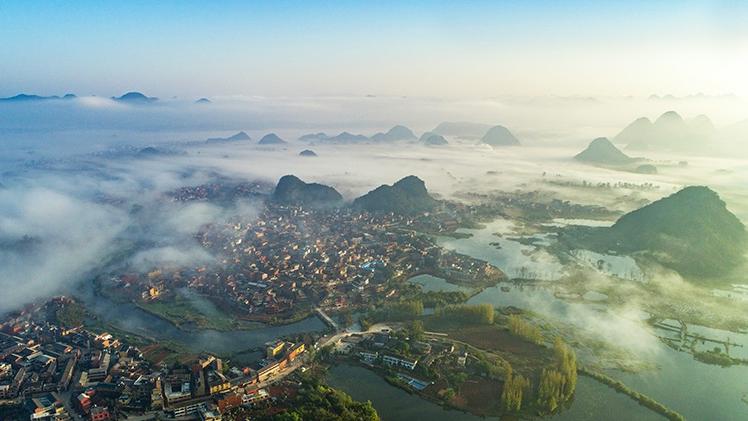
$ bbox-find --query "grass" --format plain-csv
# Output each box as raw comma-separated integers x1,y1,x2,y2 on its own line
137,293,261,331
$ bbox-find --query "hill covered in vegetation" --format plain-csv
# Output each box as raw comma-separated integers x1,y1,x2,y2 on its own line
273,175,342,207
353,175,437,214
562,186,747,278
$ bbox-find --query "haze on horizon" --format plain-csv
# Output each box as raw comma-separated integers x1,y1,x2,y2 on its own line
1,0,747,99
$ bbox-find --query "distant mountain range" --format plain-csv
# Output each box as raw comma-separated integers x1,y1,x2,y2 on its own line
353,175,437,214
206,131,251,144
634,164,657,174
298,132,329,142
298,131,368,143
0,93,76,102
614,111,715,152
562,186,747,278
421,133,448,146
432,121,492,138
299,149,318,157
298,125,417,143
1,91,162,104
272,175,342,207
328,132,369,142
112,92,158,103
575,137,635,165
371,125,416,142
481,125,520,146
258,133,287,145
195,98,212,104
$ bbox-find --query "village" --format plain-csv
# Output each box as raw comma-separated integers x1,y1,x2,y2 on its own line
0,297,323,421
98,201,502,328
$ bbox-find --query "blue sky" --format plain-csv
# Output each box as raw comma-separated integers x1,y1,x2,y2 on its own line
1,1,746,98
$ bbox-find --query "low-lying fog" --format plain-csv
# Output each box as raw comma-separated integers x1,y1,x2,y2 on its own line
1,94,747,313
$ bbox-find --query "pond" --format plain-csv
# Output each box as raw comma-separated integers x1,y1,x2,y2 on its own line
436,218,564,280
75,280,326,357
407,274,473,293
440,218,748,421
326,364,664,421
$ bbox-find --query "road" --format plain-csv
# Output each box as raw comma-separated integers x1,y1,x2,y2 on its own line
316,322,393,349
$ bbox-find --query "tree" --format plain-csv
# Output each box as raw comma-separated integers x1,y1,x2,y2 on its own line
408,320,425,341
436,303,494,325
508,315,542,344
501,372,530,412
536,338,578,413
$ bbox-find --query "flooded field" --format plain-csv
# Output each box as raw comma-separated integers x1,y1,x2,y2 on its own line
421,219,748,420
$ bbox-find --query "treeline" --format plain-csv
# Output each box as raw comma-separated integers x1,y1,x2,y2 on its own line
263,383,380,421
435,303,494,325
501,365,531,411
693,349,739,367
251,371,380,421
366,300,424,324
417,290,468,308
507,315,543,345
579,367,684,421
536,338,577,413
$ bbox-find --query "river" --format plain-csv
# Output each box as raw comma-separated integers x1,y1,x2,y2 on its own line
327,364,663,421
74,281,326,357
418,219,748,420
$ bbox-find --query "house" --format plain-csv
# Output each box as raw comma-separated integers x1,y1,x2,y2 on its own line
359,351,378,364
266,341,285,359
382,355,418,370
90,406,112,421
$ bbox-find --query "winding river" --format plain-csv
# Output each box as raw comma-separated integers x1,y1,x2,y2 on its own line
74,281,326,357
420,220,748,420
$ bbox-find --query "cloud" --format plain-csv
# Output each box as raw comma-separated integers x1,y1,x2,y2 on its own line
0,187,128,310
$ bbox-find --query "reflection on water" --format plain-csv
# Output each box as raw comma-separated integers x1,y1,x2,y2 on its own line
572,249,645,281
75,281,326,356
327,364,662,421
407,274,473,293
437,220,748,421
437,218,564,280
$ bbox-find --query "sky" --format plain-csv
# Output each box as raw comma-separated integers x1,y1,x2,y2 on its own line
0,1,747,98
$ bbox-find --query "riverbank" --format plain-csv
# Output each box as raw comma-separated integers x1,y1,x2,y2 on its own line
578,367,684,421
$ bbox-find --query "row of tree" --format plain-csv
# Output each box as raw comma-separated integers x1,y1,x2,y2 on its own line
537,338,578,412
435,303,494,325
501,368,531,411
500,337,578,414
369,299,424,323
507,315,543,344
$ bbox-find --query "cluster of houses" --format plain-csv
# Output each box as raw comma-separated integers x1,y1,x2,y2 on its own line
0,297,310,421
103,205,486,321
101,203,500,326
0,298,155,421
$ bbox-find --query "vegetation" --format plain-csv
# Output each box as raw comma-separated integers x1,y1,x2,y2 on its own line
579,367,685,421
406,320,425,341
508,315,543,345
565,186,747,278
370,300,424,322
137,294,259,331
352,175,437,214
415,290,468,308
259,377,379,421
574,137,634,165
435,303,494,325
273,175,343,207
473,351,509,380
501,370,531,411
54,300,86,327
693,348,738,367
536,338,577,412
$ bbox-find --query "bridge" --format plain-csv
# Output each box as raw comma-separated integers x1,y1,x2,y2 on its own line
315,307,339,331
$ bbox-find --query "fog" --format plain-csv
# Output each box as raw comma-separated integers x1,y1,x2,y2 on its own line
1,95,747,325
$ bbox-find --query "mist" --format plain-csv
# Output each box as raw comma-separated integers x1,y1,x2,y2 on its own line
1,94,747,353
